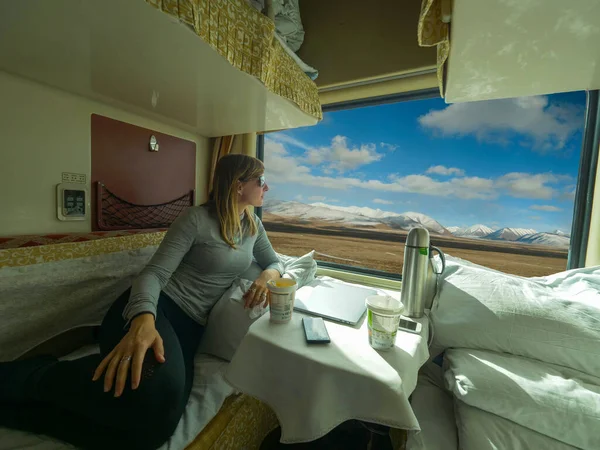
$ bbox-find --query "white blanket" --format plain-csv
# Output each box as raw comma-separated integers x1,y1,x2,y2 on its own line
454,401,579,450
444,349,600,450
0,346,234,450
225,277,429,443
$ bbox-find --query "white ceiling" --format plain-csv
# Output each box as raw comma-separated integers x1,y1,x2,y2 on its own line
446,0,600,103
0,0,318,137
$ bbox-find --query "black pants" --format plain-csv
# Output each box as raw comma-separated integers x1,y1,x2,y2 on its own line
2,289,204,450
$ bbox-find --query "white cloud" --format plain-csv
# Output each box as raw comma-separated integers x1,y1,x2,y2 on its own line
426,165,466,176
268,133,311,150
418,96,583,151
529,216,543,221
294,194,303,201
304,135,384,172
264,138,312,179
530,205,562,212
380,142,398,152
495,172,562,199
387,174,496,199
373,199,394,205
308,196,326,201
264,137,571,201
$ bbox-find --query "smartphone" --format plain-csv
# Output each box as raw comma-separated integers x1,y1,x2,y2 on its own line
398,318,422,335
302,317,331,344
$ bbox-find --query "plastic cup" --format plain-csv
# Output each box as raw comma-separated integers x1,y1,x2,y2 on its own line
366,295,404,351
267,278,297,324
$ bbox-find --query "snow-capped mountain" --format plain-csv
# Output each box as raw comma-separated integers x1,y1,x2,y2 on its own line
263,199,570,247
453,224,495,238
486,227,538,242
517,232,570,248
553,229,571,237
310,203,400,220
263,199,378,226
309,204,449,234
382,212,450,236
265,200,449,235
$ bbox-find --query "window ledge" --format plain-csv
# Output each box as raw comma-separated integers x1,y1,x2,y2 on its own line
316,267,402,292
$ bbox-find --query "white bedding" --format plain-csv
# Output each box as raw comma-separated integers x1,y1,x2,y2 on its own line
431,257,600,377
444,348,600,450
0,346,234,450
406,362,457,450
454,401,580,450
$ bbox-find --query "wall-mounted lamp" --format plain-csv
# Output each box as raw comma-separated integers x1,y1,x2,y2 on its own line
149,135,160,152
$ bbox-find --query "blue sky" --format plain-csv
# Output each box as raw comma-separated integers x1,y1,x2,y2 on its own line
264,91,586,232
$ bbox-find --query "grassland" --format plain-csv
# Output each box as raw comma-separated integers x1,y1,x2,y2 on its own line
263,213,568,277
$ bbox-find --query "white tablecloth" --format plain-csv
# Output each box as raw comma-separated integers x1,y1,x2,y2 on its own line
225,280,430,444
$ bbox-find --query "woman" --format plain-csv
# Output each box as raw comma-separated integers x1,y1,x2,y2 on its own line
0,154,282,449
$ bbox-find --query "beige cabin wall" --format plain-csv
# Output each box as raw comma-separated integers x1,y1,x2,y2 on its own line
585,154,600,267
0,70,210,236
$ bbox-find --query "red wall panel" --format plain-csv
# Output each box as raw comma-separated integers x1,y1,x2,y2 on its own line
91,114,196,230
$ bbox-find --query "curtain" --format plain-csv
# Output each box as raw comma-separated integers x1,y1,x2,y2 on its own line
208,133,258,192
418,0,451,98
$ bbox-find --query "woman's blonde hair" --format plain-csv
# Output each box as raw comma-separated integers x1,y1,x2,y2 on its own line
207,154,264,248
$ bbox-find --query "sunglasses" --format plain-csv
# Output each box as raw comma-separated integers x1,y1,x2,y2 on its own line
241,175,266,187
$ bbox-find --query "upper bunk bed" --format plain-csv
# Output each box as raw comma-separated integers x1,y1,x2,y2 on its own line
0,0,322,137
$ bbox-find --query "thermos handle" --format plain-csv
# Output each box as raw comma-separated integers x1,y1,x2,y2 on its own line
430,245,446,274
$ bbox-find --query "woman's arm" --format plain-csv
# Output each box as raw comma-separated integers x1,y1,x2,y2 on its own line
244,216,284,308
123,208,198,324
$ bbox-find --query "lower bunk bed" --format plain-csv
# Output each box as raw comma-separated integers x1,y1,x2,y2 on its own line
0,230,279,450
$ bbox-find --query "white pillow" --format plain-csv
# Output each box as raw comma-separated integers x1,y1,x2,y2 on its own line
431,256,600,376
444,349,600,450
454,401,579,450
277,249,317,288
198,278,257,361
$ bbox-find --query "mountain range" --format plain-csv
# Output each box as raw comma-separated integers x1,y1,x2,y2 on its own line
263,199,571,248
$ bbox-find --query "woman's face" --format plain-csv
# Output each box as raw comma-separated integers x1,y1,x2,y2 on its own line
239,174,269,207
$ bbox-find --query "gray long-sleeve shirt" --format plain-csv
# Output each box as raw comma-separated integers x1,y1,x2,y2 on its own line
123,205,283,325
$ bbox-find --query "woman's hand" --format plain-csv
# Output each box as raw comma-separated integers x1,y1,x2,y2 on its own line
92,313,165,397
243,275,270,309
244,269,282,308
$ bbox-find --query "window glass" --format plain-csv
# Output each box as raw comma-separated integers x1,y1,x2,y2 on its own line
262,92,585,277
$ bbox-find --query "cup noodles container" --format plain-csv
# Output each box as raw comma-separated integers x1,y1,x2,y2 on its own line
366,295,404,350
267,278,297,324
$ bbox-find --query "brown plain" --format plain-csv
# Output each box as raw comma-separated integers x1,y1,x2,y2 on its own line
263,213,568,278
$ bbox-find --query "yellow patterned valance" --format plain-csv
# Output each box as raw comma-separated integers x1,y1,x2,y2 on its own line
418,0,451,97
145,0,322,121
0,232,166,268
186,394,278,449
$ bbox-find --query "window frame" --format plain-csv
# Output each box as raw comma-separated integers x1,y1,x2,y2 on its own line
257,88,598,277
568,90,599,270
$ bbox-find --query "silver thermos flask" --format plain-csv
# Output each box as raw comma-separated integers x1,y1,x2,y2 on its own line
401,228,445,318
